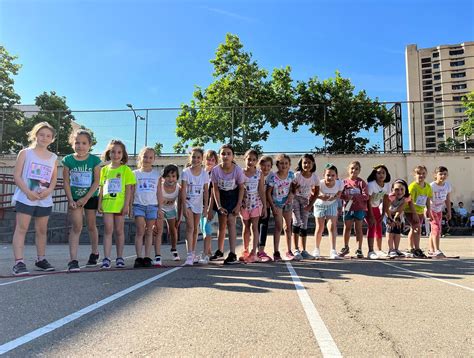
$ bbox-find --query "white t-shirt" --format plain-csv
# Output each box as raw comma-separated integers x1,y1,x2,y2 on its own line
161,183,180,212
294,172,320,199
314,179,344,206
133,169,159,206
182,167,209,214
430,181,452,213
367,181,390,207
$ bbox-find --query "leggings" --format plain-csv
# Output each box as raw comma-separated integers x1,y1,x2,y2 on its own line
292,195,310,231
258,207,271,247
366,206,382,239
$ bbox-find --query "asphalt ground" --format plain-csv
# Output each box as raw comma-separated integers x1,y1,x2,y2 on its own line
0,235,473,357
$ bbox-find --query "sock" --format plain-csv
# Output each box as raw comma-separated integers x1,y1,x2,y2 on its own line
37,255,45,262
155,255,161,259
15,258,24,265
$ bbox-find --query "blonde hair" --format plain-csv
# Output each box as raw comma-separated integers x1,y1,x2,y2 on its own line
275,153,291,167
347,160,361,171
28,122,56,144
413,165,427,174
102,139,129,164
136,147,156,169
205,149,218,163
186,147,204,167
68,129,93,146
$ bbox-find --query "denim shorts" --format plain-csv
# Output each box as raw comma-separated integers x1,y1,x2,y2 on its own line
343,210,366,221
314,201,338,218
133,204,158,220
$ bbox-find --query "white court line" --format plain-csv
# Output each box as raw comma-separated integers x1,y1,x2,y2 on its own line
0,266,182,355
380,261,474,292
286,262,342,358
0,255,137,287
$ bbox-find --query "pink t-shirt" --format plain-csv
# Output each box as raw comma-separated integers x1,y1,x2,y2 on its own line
342,177,369,211
211,164,245,191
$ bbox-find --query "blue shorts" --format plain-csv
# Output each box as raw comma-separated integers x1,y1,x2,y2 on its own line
343,210,366,221
163,208,177,220
314,201,338,218
133,204,158,220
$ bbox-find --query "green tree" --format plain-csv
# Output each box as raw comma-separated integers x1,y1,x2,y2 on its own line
459,91,474,137
153,142,163,155
174,33,294,153
291,71,394,153
438,137,462,152
0,46,24,154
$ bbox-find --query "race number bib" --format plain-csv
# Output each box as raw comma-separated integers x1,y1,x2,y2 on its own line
219,179,236,191
348,187,361,195
70,170,92,188
104,178,122,195
27,162,53,183
137,178,157,193
415,195,427,206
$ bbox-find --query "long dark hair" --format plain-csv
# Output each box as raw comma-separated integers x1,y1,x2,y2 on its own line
367,164,391,183
295,153,316,173
392,179,410,198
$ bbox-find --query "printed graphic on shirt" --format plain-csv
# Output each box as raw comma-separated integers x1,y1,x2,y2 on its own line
137,178,157,193
70,171,93,188
104,175,122,195
27,162,53,192
218,178,236,191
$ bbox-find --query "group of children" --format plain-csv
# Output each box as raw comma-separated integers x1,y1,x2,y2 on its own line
10,122,456,275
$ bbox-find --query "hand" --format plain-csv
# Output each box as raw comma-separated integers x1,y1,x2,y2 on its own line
218,207,228,216
76,198,85,207
121,206,129,217
207,210,214,221
232,205,240,215
175,219,181,230
261,207,267,219
368,215,376,226
303,204,312,212
425,209,431,219
446,212,452,221
158,210,164,220
26,190,41,201
412,214,420,224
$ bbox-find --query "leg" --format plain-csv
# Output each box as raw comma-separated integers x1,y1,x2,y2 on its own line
258,208,270,253
217,214,227,252
154,218,164,255
250,216,260,253
273,207,283,253
84,209,99,255
343,219,354,248
167,218,178,251
242,218,251,253
68,207,84,261
327,216,338,251
13,212,32,260
144,219,155,258
34,216,50,257
356,220,369,251
227,213,237,253
102,214,114,259
315,217,325,249
283,210,293,252
135,216,146,257
114,214,126,258
184,208,195,254
191,213,200,253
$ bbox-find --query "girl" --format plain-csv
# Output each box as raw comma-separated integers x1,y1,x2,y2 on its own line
98,139,136,269
339,161,369,259
386,179,413,258
11,122,58,275
313,164,344,259
266,153,295,261
63,129,101,272
429,166,452,258
365,164,391,259
181,148,209,266
404,165,432,258
156,164,182,264
131,147,160,269
292,154,320,260
199,150,218,264
257,156,274,262
211,144,245,265
240,149,266,263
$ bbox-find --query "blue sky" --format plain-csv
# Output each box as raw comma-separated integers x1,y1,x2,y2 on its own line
1,0,473,154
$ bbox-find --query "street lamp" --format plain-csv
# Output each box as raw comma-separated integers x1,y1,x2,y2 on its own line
126,104,145,157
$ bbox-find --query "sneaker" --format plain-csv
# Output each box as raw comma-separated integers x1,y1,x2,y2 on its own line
224,252,239,265
395,249,405,257
198,255,209,265
403,249,414,258
171,249,180,261
413,249,427,258
210,249,224,261
301,250,315,260
273,251,283,262
329,249,342,260
285,251,295,260
246,252,258,263
257,251,273,262
116,257,125,268
338,246,350,257
312,248,321,259
376,250,388,258
368,251,378,260
12,262,29,276
434,250,446,258
101,258,111,269
153,256,162,267
143,257,153,268
239,250,249,262
35,259,55,272
86,253,99,267
388,250,398,258
193,253,200,264
184,253,194,266
293,249,303,261
134,257,144,268
67,260,80,272
355,249,364,259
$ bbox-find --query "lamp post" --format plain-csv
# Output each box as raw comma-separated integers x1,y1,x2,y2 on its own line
126,104,145,157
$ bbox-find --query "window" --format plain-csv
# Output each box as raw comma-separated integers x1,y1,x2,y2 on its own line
424,91,433,96
425,120,435,125
452,84,467,90
423,97,433,102
450,60,465,66
424,114,434,120
436,109,442,114
433,63,440,69
422,63,431,68
424,103,434,109
425,108,434,113
436,120,444,126
454,107,466,113
421,57,431,63
422,69,432,74
422,74,432,79
423,85,433,91
449,49,464,56
433,74,441,80
426,137,436,143
423,80,433,85
451,72,466,78
433,52,439,58
452,96,464,101
435,97,442,103
434,86,441,91
437,133,444,139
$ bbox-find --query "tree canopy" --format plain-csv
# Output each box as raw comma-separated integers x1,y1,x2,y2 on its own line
459,91,474,137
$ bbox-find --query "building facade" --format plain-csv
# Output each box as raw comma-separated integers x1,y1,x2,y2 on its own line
405,42,473,151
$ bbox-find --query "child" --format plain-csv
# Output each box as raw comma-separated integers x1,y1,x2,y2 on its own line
292,154,320,260
240,149,266,263
131,147,160,268
257,156,274,262
11,122,58,275
181,147,209,266
211,144,245,265
313,164,344,259
365,164,391,259
386,179,413,258
266,154,295,261
98,139,136,269
429,166,452,258
405,165,432,258
63,129,101,272
339,161,369,259
199,150,218,264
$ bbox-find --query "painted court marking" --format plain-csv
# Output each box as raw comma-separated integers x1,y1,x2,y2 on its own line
286,262,342,358
380,261,474,292
0,266,182,355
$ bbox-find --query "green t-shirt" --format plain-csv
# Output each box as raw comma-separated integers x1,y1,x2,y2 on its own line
100,164,136,213
405,181,432,214
62,154,102,201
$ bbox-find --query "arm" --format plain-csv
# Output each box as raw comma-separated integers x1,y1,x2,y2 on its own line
122,184,132,216
382,194,390,220
232,183,244,215
39,160,58,200
266,185,275,213
203,183,209,216
213,181,225,215
156,178,164,220
129,184,136,218
180,180,188,216
445,193,452,221
98,186,104,214
176,184,183,227
13,150,40,201
62,166,76,209
305,185,319,211
77,165,101,207
258,174,267,214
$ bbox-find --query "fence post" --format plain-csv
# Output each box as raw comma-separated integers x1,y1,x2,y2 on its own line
231,107,234,146
56,111,60,154
323,104,327,154
0,111,4,153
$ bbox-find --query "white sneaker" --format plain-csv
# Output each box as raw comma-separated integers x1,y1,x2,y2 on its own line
184,253,194,266
377,250,388,258
193,253,200,264
368,251,378,260
312,248,321,260
329,249,342,260
293,249,303,261
198,255,209,265
153,256,162,267
388,250,398,258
